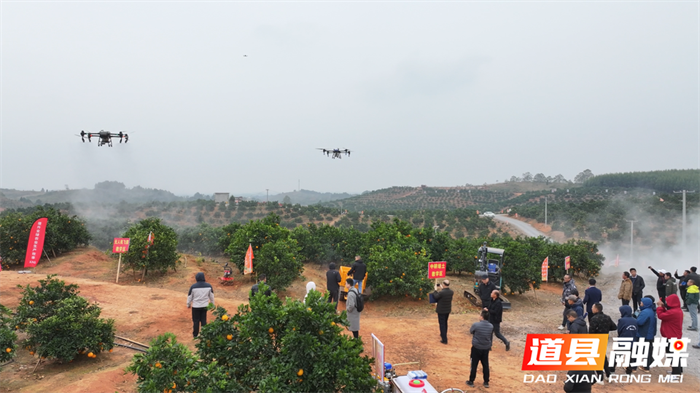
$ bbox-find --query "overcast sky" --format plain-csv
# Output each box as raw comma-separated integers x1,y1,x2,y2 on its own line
1,1,698,196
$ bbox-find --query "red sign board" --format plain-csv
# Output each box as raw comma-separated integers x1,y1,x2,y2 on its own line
24,218,47,268
113,238,131,254
428,261,446,279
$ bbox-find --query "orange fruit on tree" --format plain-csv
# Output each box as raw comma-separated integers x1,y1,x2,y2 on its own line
319,330,323,335
297,369,304,376
88,352,94,358
226,334,233,340
5,348,11,353
172,383,177,389
155,362,162,368
109,349,113,353
29,301,34,305
30,351,34,356
221,315,229,321
268,327,274,333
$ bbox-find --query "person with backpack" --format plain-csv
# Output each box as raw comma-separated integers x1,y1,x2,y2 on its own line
187,272,215,338
250,274,272,300
345,278,363,339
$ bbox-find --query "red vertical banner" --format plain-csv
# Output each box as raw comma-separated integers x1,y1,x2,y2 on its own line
565,256,571,271
24,217,48,268
244,244,254,275
541,257,549,281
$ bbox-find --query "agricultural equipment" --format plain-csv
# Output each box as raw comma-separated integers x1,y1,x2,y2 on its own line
219,262,234,286
463,245,511,310
339,265,368,300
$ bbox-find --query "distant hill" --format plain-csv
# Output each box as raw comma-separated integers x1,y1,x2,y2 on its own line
584,169,700,192
1,181,185,205
267,189,355,205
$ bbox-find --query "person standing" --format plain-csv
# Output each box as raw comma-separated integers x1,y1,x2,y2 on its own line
432,279,454,344
674,270,690,310
344,278,361,339
478,274,497,309
589,303,616,378
566,295,584,322
636,297,657,372
187,272,215,338
629,268,645,313
664,272,678,302
347,255,367,294
466,311,493,389
559,275,577,330
250,274,272,300
686,267,700,293
616,305,638,375
648,266,667,304
326,262,342,310
656,294,683,375
566,310,588,334
485,289,510,351
685,279,698,331
618,272,633,306
583,278,602,323
304,281,317,302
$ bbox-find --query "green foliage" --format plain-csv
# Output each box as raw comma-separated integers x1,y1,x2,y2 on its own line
177,223,225,255
129,287,376,392
0,205,91,266
584,169,700,192
12,275,114,362
121,218,180,276
224,214,302,290
0,305,17,364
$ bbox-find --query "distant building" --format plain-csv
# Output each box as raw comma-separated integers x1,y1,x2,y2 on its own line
214,193,229,204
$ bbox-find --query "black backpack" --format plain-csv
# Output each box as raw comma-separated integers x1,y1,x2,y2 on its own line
350,288,364,312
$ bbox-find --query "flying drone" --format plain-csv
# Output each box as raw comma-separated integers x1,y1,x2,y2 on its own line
317,148,351,159
78,130,129,147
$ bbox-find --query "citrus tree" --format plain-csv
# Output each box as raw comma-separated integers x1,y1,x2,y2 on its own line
0,205,91,267
121,218,180,277
12,275,115,362
127,287,377,392
224,214,302,290
0,305,17,364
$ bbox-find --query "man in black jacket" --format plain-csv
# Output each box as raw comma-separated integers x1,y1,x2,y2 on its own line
326,262,342,310
484,289,510,351
432,279,454,344
649,266,667,304
347,255,367,294
589,303,616,378
629,268,645,313
478,274,497,309
566,310,588,334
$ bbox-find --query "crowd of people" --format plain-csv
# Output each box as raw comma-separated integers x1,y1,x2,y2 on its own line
555,266,700,392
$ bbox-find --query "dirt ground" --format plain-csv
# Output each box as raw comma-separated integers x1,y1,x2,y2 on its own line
0,247,697,393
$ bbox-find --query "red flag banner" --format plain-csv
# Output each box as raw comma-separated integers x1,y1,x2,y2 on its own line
565,256,571,271
541,257,549,281
244,244,254,275
24,217,48,268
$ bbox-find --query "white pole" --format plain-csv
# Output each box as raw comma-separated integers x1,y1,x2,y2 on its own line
116,254,122,283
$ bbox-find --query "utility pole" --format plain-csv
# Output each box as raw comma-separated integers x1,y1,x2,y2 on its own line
544,195,548,227
625,219,636,263
266,189,269,202
673,190,695,254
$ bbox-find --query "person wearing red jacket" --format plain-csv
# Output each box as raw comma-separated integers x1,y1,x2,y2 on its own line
656,294,684,375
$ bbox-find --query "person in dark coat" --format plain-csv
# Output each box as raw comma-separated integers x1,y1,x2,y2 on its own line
466,311,493,389
250,274,272,300
674,269,690,310
589,303,616,378
583,279,601,323
560,275,577,330
326,262,342,310
566,310,588,334
629,268,645,313
484,289,510,351
636,297,657,371
347,255,367,293
616,305,638,375
648,266,667,304
187,272,215,338
686,267,700,296
478,274,496,309
432,279,454,344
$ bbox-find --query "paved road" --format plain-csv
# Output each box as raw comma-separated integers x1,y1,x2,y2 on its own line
492,214,549,239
